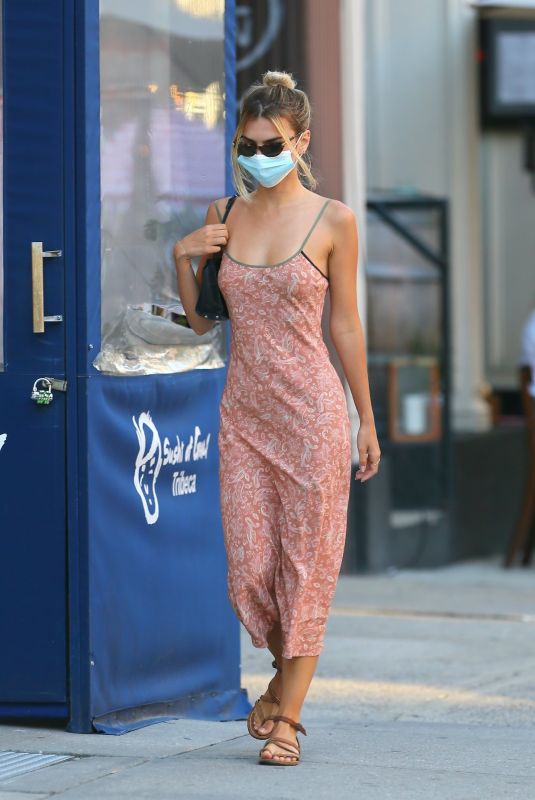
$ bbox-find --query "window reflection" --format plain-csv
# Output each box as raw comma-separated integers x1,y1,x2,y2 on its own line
94,0,226,375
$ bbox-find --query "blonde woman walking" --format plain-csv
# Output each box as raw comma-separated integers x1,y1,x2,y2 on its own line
174,70,380,766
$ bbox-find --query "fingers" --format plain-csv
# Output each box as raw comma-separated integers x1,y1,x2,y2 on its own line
176,223,229,259
368,449,381,468
207,224,228,250
355,449,381,483
194,230,227,256
207,224,229,237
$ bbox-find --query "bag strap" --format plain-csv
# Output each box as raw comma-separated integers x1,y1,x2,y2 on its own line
213,195,237,269
215,194,238,222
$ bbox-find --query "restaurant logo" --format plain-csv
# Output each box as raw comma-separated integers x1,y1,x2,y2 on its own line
132,411,212,526
132,411,162,525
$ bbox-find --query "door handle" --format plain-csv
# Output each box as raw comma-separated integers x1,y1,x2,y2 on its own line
31,242,63,333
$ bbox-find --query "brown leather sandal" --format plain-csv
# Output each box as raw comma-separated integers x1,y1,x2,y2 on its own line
258,714,307,766
246,659,282,740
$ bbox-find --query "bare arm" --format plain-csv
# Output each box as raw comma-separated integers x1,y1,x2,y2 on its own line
328,202,381,480
173,199,229,335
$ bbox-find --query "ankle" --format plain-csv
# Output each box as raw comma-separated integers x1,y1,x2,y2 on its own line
271,657,283,674
274,709,301,724
270,671,282,689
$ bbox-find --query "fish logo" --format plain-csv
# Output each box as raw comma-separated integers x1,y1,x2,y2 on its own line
132,411,162,525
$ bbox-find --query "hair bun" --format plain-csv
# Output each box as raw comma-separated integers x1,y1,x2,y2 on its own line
262,70,296,90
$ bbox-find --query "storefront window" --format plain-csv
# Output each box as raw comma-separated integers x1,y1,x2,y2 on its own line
365,192,450,511
94,0,226,375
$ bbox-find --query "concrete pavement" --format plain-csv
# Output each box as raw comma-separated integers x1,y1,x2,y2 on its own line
1,556,534,799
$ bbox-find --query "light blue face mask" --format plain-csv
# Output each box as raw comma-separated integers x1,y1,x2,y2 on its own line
237,134,304,187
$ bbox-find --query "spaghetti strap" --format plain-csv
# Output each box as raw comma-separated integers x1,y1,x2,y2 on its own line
214,200,223,222
300,199,331,251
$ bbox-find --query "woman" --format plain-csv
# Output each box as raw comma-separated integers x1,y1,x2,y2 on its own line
174,70,380,766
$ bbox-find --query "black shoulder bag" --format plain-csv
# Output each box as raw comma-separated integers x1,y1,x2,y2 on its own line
195,194,238,321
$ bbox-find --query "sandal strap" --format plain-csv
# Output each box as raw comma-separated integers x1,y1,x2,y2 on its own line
250,680,281,732
261,679,280,706
255,692,278,711
263,714,307,736
260,736,300,755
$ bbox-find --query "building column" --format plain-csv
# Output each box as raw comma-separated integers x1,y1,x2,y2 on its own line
363,0,491,433
339,0,368,451
446,0,491,432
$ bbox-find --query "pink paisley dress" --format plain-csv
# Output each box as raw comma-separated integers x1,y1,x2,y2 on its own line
216,197,352,659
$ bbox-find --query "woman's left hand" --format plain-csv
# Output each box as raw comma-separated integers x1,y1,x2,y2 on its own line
355,421,381,483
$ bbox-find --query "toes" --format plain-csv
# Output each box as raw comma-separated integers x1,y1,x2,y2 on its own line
260,746,298,763
258,723,273,734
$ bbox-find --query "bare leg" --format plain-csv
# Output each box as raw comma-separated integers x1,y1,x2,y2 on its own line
259,654,318,763
253,622,284,736
267,620,283,669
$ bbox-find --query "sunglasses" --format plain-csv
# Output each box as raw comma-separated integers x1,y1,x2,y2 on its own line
235,134,299,158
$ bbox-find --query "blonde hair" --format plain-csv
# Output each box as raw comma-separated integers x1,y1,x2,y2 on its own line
231,70,317,199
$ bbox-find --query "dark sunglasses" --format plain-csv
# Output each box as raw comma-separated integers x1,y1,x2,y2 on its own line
235,134,298,158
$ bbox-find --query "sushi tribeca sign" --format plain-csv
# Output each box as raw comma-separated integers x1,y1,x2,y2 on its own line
132,411,212,525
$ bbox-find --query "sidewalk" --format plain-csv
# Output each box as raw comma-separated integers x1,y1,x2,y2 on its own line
1,557,534,799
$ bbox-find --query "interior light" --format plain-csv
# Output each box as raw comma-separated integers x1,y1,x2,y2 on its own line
174,0,223,18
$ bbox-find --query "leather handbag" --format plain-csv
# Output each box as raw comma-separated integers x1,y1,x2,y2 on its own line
195,194,238,321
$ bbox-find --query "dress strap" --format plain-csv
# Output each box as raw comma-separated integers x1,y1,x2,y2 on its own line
300,199,331,250
214,200,223,222
214,196,238,222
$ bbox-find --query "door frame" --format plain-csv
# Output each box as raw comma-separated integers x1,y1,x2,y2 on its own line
65,0,100,732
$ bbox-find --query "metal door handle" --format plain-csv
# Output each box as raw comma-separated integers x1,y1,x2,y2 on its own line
31,242,63,333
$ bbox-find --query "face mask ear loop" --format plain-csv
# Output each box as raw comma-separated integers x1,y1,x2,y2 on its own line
292,132,306,169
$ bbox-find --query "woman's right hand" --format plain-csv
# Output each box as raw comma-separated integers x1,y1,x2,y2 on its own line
173,223,229,262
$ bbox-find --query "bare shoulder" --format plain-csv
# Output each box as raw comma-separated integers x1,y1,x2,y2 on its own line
324,198,357,228
318,198,357,257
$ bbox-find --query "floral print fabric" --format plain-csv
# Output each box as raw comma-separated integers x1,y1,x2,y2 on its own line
217,247,352,659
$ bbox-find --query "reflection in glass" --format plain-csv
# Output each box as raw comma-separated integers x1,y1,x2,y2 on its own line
366,209,441,360
95,0,226,375
365,208,443,440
